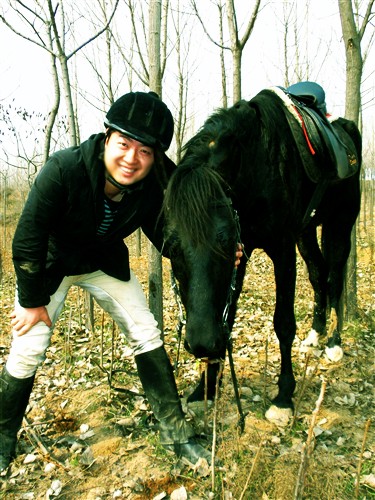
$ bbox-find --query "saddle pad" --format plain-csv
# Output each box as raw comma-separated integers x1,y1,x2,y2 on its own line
268,86,358,183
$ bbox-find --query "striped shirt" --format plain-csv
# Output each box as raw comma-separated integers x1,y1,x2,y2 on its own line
97,197,119,236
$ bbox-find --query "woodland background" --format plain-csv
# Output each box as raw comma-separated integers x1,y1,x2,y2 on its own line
0,0,374,321
0,1,374,499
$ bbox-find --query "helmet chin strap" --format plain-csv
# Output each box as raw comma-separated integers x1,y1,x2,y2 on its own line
105,172,129,193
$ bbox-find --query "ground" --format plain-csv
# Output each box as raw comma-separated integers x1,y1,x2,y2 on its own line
0,228,374,499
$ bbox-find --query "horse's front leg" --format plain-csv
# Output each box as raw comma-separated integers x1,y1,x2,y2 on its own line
187,359,224,403
265,242,297,427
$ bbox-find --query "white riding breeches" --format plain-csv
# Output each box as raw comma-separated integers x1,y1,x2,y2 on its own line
6,270,163,379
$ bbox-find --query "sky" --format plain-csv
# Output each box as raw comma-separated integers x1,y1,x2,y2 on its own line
1,3,350,113
0,0,374,162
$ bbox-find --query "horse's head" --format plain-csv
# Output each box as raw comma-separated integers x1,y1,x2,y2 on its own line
163,159,240,359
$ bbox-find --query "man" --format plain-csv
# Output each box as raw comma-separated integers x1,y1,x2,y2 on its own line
0,91,215,472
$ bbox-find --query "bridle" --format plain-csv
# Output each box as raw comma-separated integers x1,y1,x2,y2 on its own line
170,204,247,433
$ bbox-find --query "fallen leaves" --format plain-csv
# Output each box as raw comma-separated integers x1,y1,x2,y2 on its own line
0,242,374,499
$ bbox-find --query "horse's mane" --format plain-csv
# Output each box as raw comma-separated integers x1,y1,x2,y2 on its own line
163,103,253,247
163,92,285,247
163,164,229,247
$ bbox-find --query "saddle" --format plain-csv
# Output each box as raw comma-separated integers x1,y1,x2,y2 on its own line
270,82,359,183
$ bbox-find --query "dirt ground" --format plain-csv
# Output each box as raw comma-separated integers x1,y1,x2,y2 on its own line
0,228,374,499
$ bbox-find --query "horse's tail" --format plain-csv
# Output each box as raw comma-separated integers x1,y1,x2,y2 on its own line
163,165,228,247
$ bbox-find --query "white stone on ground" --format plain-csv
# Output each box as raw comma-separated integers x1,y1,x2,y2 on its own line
325,345,344,362
265,405,292,428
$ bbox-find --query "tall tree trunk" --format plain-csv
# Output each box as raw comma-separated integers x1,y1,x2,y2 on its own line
148,0,164,333
47,0,79,146
226,0,261,102
338,0,363,320
339,1,363,122
218,1,228,108
43,51,60,164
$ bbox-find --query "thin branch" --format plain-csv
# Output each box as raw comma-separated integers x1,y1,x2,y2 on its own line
67,0,120,60
293,379,327,500
358,0,375,40
13,0,46,45
0,12,53,55
23,415,69,471
190,0,231,51
124,0,149,81
239,441,264,500
239,0,261,47
211,361,224,491
355,418,372,498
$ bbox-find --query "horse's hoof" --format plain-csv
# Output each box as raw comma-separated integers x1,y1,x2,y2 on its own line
301,329,320,347
265,405,292,428
325,345,343,362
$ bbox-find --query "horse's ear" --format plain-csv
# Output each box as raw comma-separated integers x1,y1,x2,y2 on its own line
233,99,256,118
231,100,257,130
233,99,248,109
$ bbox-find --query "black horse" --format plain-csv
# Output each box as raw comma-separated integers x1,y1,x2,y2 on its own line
163,85,361,422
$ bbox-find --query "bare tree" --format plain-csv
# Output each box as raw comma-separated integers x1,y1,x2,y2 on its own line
149,0,163,94
338,0,374,319
226,0,261,102
339,0,374,123
148,0,164,330
192,0,262,103
218,1,228,108
71,0,119,113
169,0,196,160
280,1,332,88
0,0,120,150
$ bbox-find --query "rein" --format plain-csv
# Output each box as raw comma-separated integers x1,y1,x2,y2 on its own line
170,270,186,373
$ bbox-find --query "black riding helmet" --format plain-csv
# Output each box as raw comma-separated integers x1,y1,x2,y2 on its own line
104,91,174,151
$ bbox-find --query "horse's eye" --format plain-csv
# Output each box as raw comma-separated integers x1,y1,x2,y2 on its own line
216,231,229,245
167,237,183,256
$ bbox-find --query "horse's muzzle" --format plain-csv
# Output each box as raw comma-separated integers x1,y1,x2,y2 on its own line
184,333,226,359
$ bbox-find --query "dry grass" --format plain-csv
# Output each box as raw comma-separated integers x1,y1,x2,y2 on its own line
0,190,374,499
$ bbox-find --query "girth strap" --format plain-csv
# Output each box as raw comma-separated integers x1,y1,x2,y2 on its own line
301,178,330,229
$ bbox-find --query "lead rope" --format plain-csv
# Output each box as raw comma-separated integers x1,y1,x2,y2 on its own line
224,209,248,433
223,265,247,434
170,270,186,374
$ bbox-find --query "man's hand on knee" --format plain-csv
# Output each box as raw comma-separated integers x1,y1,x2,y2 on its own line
10,306,52,336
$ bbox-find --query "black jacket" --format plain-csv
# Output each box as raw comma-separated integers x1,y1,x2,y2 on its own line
12,133,169,308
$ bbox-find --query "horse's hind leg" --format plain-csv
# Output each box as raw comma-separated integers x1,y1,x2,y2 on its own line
264,242,297,426
321,220,352,361
297,227,328,347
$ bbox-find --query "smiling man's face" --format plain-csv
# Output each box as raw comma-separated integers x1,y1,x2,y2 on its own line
104,131,155,186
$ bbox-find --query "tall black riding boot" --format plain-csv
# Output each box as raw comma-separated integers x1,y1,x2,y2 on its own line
0,367,35,472
135,346,212,465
